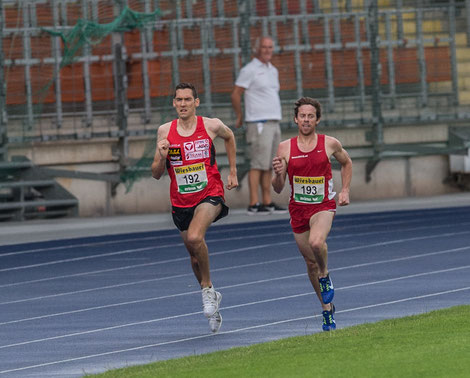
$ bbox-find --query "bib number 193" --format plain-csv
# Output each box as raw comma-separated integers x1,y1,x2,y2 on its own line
293,175,325,204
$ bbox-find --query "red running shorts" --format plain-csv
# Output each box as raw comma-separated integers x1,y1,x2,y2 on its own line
289,199,337,234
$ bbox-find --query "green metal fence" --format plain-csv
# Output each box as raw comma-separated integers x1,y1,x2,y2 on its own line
0,0,469,158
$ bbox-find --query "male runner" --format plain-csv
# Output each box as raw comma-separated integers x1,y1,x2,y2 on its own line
151,83,238,333
272,97,352,331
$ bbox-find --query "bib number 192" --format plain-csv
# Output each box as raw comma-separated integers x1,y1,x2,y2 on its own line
182,173,200,184
174,163,208,194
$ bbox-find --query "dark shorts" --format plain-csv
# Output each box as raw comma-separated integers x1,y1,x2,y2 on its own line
171,196,229,232
289,199,337,234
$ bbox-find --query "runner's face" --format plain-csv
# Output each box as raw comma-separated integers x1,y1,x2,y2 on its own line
294,104,320,136
173,89,199,120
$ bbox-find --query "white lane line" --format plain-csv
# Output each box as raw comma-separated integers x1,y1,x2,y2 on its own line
1,207,468,258
0,245,169,273
3,219,469,288
1,285,468,375
0,213,419,257
0,240,294,288
0,232,295,272
2,220,469,274
330,229,470,254
2,232,469,306
331,245,470,272
1,264,469,351
0,243,294,306
0,223,287,258
1,245,469,325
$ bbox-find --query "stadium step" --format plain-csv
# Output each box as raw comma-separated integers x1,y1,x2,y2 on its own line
0,156,78,221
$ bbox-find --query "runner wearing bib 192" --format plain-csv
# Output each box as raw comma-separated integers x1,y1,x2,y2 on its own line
166,116,224,208
151,83,238,334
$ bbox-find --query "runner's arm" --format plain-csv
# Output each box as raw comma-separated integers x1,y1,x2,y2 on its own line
211,118,239,190
151,124,170,180
330,137,352,206
272,140,289,194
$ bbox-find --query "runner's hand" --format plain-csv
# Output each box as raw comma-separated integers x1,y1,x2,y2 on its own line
272,156,285,176
338,190,350,206
158,138,170,159
226,173,238,190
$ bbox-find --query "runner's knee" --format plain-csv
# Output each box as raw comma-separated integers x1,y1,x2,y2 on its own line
309,238,325,254
185,231,205,248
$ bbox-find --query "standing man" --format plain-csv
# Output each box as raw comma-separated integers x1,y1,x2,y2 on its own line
272,97,352,331
151,83,238,333
231,35,287,215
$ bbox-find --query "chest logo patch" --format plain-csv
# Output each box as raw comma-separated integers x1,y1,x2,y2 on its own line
184,139,210,161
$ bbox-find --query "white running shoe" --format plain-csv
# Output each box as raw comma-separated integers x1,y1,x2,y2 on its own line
201,287,221,318
209,310,222,333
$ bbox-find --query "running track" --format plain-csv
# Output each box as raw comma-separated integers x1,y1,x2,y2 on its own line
0,206,469,377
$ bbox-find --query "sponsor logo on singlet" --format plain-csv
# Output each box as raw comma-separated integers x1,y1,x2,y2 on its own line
168,147,183,165
169,147,182,161
291,154,308,159
184,139,210,160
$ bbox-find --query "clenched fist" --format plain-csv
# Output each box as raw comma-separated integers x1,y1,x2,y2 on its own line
158,138,170,159
272,156,286,176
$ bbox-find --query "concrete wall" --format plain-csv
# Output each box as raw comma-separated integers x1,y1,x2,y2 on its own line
8,122,463,217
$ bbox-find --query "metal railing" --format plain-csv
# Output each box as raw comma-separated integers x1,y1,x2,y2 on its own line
0,0,467,147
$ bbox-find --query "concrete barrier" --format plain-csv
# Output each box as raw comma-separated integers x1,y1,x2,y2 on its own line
7,122,464,217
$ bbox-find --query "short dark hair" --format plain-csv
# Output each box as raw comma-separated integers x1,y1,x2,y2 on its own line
294,97,322,119
174,83,198,99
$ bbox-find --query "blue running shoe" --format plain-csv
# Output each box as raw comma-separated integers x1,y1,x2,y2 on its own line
322,303,336,331
319,274,334,304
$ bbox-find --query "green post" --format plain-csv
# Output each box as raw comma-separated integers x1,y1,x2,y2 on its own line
113,0,129,172
366,0,383,182
0,0,7,162
238,0,251,66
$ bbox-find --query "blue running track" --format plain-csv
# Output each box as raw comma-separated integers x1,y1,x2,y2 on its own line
0,206,469,377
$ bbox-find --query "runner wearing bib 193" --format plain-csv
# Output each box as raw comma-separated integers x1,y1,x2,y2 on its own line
288,134,336,234
272,97,352,332
166,116,224,208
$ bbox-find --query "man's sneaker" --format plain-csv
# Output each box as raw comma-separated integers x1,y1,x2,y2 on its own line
265,202,288,214
322,303,336,331
247,203,270,215
257,204,270,215
209,310,222,333
202,287,221,318
319,274,334,304
247,203,259,215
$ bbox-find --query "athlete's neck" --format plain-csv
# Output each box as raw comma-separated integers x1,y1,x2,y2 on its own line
177,116,197,131
297,133,317,150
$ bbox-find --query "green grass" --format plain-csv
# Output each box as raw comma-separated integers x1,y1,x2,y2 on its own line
89,305,470,378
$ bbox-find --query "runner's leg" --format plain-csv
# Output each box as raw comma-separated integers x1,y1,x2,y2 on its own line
181,201,221,288
293,230,331,311
308,211,334,277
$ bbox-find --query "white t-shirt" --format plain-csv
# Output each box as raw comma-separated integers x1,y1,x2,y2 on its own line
235,58,282,122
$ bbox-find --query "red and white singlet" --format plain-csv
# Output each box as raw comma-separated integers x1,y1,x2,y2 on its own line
287,134,336,233
166,116,224,208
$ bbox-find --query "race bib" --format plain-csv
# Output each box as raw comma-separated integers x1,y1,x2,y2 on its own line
293,175,325,204
174,162,208,194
